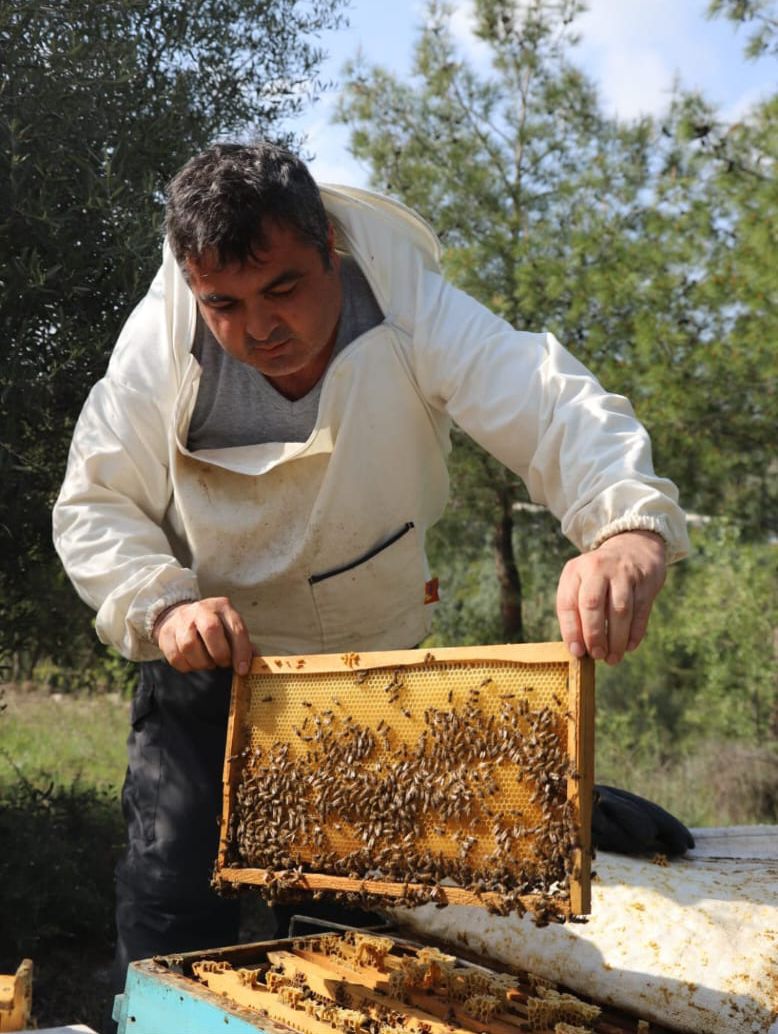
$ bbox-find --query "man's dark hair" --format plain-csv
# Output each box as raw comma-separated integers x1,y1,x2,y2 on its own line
165,141,331,270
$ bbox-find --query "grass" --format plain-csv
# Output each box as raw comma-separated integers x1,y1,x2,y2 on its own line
596,739,778,828
0,686,129,791
0,776,124,1031
0,687,128,1031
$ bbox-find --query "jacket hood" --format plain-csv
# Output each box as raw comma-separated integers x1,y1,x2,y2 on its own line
320,184,441,272
160,184,442,370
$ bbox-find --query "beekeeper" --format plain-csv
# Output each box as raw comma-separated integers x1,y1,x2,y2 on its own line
53,141,689,995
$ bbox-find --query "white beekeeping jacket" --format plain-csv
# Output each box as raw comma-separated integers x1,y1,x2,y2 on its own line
53,185,689,660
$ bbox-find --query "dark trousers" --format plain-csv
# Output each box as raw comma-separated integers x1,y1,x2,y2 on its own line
109,662,241,1009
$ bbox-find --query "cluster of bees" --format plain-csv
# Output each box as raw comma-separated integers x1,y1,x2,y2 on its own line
227,670,580,922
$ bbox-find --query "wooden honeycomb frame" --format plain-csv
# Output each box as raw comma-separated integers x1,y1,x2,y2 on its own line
216,643,594,916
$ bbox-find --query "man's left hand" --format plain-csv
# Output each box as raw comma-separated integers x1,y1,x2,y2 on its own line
556,530,667,665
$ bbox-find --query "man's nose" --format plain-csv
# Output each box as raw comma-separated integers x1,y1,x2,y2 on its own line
245,300,278,343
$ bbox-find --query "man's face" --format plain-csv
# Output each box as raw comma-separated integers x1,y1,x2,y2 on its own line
186,220,342,400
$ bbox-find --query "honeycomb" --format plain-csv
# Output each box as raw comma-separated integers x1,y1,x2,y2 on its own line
527,987,601,1030
218,645,592,916
191,931,634,1034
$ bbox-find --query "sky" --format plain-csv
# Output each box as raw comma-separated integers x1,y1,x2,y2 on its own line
283,0,776,187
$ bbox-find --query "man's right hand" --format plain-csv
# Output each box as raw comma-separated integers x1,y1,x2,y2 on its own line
152,597,254,675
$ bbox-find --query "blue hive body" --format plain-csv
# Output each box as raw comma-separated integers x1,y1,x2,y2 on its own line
113,952,278,1034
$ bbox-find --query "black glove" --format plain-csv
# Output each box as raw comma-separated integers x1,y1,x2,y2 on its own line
591,784,695,857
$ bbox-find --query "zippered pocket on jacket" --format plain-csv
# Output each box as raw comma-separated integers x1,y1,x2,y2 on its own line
309,522,415,585
308,521,429,650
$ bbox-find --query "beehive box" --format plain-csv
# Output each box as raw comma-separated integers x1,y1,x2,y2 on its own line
215,644,594,920
0,959,33,1033
115,931,677,1034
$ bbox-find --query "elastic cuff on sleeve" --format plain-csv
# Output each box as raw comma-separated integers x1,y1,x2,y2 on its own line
144,590,199,641
590,515,677,558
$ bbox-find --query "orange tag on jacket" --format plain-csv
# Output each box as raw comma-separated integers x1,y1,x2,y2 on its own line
424,577,440,605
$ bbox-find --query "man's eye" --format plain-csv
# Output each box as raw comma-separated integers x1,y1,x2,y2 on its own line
266,282,298,299
207,300,236,311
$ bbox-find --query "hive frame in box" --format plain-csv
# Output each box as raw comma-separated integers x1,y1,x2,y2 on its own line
215,643,594,916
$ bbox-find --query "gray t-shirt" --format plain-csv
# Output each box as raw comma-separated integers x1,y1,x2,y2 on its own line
187,255,383,450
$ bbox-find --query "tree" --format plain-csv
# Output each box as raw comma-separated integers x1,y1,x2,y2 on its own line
633,88,777,534
337,0,777,642
0,0,345,675
707,0,778,58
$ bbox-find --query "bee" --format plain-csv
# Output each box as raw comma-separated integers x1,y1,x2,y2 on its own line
261,694,274,703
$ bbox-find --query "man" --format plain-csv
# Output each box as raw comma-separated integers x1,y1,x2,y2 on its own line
53,142,689,999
